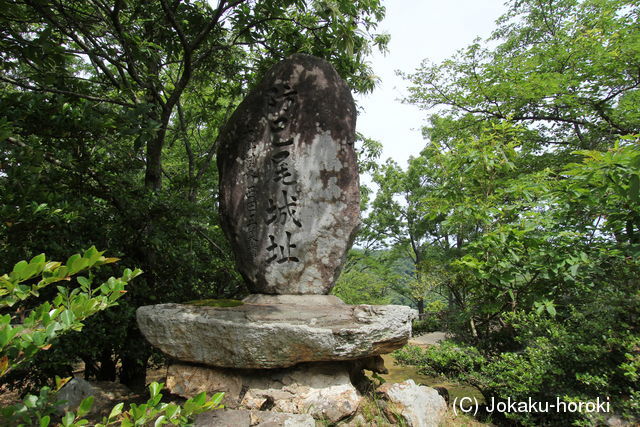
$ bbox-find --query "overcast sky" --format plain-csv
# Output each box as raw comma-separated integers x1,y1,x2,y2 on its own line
356,0,507,167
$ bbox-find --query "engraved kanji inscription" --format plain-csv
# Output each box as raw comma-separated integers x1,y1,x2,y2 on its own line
271,150,296,185
266,232,300,264
266,190,302,227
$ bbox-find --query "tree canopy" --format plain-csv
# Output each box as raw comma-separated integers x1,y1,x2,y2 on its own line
0,0,388,388
356,0,640,423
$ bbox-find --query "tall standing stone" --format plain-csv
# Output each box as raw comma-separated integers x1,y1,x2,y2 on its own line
217,54,359,295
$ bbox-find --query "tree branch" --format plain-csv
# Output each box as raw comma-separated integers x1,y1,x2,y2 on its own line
4,137,126,213
0,75,135,107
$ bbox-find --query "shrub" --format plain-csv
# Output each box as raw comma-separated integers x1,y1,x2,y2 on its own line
0,248,223,426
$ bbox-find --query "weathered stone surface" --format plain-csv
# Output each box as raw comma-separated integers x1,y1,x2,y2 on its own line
242,293,345,305
377,380,447,427
240,363,361,422
166,364,242,407
168,362,360,423
217,53,359,295
57,378,132,418
348,355,388,393
340,414,368,427
194,409,315,427
137,301,417,368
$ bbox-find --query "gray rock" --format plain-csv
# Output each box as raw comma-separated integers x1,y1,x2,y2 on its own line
137,301,417,368
166,364,243,407
168,362,360,423
240,363,361,422
195,409,315,427
217,53,359,295
242,293,345,305
377,380,447,427
56,378,132,418
56,378,95,413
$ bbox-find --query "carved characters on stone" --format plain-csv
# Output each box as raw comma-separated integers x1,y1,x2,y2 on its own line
217,54,359,294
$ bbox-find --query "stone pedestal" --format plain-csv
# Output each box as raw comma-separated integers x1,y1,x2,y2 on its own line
137,295,417,422
137,295,416,369
167,362,362,422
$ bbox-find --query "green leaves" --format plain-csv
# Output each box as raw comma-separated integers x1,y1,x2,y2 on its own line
90,382,223,427
534,299,557,317
629,174,639,204
565,138,640,243
388,1,640,424
0,248,229,427
405,0,640,149
0,248,142,378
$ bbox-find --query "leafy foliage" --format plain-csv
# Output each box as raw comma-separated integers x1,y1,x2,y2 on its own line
0,250,223,427
0,248,141,378
402,0,640,149
3,379,223,427
332,249,394,305
0,0,388,386
375,0,640,425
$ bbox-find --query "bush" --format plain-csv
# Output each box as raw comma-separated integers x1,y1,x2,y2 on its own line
394,304,640,426
412,300,446,335
0,249,223,426
394,342,484,383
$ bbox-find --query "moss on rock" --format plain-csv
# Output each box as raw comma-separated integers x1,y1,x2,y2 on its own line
185,298,244,308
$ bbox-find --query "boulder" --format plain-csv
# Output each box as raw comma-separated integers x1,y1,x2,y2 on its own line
194,409,315,427
56,378,133,418
217,53,359,295
377,380,447,427
166,364,243,407
136,300,417,368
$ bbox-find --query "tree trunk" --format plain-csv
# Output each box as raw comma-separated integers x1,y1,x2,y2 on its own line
119,326,151,392
417,298,425,319
144,127,167,190
98,349,117,381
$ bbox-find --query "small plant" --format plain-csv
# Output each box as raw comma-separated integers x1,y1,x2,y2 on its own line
0,247,140,377
2,380,224,427
0,248,223,426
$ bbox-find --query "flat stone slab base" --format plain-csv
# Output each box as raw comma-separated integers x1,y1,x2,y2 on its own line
137,297,417,369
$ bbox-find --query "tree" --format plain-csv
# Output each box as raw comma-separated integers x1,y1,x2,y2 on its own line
360,159,433,314
397,0,640,337
365,120,531,322
388,0,640,423
1,0,389,387
1,0,388,188
403,0,640,149
331,248,397,305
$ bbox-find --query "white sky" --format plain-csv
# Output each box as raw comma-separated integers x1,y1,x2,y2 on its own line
356,0,508,167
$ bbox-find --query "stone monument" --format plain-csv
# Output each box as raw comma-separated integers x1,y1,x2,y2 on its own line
217,53,360,295
137,54,417,424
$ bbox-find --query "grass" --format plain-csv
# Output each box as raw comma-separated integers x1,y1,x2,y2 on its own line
379,353,485,404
